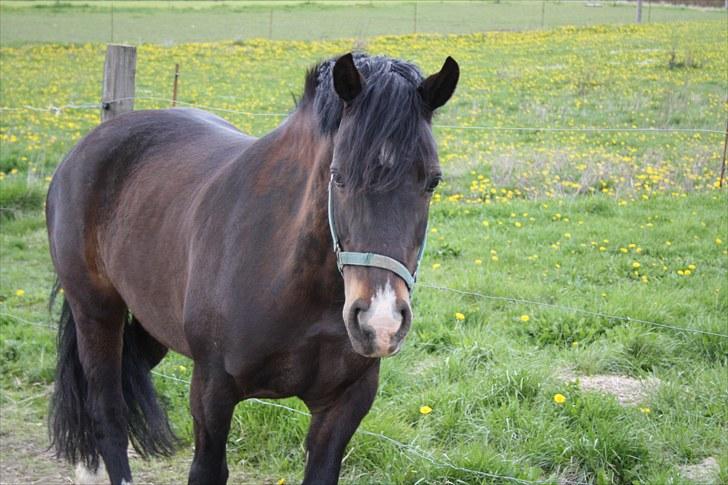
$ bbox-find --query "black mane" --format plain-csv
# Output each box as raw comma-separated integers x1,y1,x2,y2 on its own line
302,53,434,192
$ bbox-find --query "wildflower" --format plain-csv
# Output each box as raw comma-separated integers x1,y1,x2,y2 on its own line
277,479,286,485
419,405,432,415
620,247,628,253
520,314,530,322
491,255,499,262
474,259,482,265
553,393,566,404
687,264,696,270
15,289,25,297
454,312,465,321
430,227,438,234
432,263,441,270
178,365,187,373
632,262,641,269
639,407,651,414
717,238,723,245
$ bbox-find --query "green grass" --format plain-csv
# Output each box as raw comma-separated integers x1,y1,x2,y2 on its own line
1,11,727,485
2,191,726,483
1,0,725,44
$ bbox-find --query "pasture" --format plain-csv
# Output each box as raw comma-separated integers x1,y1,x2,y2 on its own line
1,3,727,484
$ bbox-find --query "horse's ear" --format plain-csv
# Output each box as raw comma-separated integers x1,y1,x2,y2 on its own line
418,56,459,111
333,53,362,105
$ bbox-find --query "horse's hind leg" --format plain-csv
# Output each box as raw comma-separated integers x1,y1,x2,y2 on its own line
51,287,133,485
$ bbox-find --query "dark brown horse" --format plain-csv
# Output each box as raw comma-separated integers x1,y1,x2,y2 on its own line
46,52,458,485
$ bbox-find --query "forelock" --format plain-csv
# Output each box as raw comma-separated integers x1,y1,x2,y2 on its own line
305,53,433,192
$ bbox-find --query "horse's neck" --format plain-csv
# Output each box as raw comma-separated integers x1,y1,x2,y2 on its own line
271,111,342,298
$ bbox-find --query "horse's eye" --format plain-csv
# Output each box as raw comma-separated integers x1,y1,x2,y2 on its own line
332,172,345,188
426,176,442,193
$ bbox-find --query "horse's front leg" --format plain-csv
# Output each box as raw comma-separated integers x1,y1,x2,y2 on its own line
303,362,380,485
187,363,238,485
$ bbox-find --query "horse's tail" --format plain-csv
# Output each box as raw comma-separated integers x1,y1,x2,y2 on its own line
49,282,177,468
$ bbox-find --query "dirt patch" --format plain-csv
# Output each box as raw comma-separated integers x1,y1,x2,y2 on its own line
679,457,720,484
0,402,260,484
560,370,660,406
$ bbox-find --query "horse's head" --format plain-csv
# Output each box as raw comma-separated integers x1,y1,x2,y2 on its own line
323,53,459,358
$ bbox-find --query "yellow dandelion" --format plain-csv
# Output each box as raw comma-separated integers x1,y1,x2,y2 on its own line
520,314,530,322
432,263,441,270
619,247,628,253
639,407,651,414
454,312,465,321
553,393,566,405
474,259,482,265
716,238,723,245
277,479,286,485
15,289,25,297
632,262,641,269
419,405,432,415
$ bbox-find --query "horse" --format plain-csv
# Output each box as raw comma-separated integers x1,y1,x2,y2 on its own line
46,52,459,485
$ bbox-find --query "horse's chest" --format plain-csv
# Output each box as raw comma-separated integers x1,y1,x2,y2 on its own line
232,336,370,401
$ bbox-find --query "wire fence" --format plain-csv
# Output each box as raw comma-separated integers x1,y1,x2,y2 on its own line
1,97,725,136
2,95,727,342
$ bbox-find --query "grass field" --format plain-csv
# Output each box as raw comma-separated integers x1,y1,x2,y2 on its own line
1,5,727,485
1,0,726,44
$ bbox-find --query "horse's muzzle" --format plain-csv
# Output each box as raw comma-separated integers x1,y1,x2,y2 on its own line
343,281,412,358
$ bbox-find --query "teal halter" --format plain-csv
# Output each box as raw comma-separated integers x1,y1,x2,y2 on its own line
327,175,427,292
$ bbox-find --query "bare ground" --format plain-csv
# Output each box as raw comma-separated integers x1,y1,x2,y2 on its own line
0,400,263,485
559,369,660,406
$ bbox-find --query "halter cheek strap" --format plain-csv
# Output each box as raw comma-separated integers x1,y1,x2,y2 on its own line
327,175,427,292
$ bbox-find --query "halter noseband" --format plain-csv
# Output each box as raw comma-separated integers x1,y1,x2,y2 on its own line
327,175,427,292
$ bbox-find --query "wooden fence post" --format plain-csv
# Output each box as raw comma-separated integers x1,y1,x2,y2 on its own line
101,44,136,122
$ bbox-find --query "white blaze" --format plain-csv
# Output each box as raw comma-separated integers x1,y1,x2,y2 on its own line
358,281,402,350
